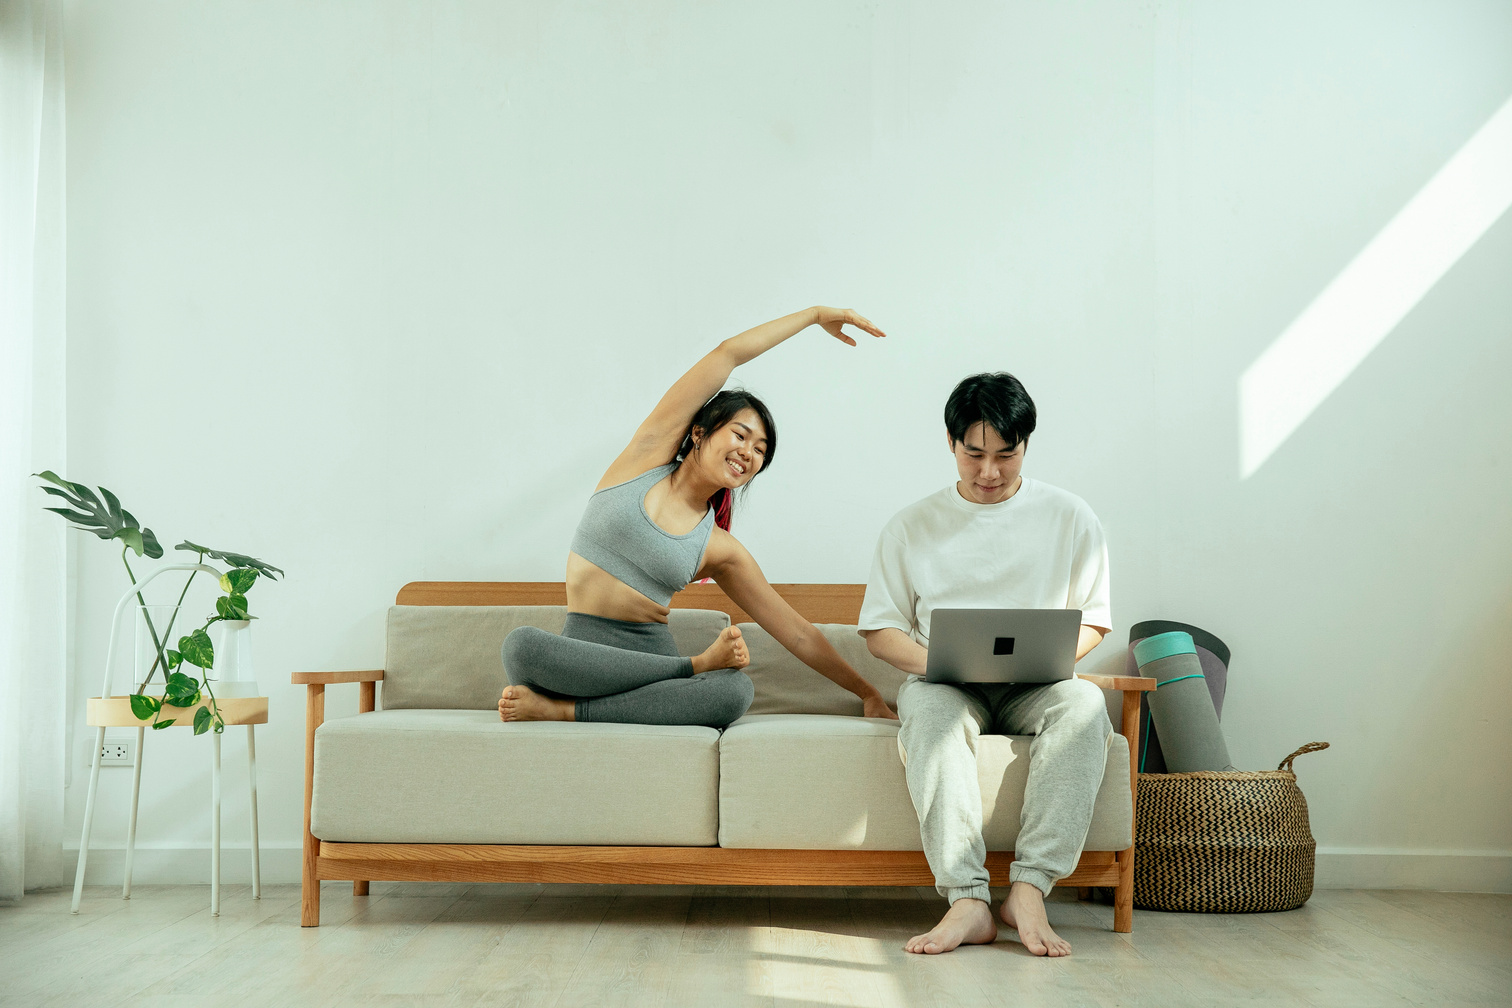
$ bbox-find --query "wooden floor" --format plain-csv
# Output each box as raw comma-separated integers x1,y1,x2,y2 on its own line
1,883,1507,1007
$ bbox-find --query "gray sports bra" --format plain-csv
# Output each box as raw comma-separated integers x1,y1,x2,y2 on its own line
570,464,716,607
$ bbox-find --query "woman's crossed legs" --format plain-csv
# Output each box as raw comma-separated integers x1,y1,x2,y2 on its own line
500,613,753,729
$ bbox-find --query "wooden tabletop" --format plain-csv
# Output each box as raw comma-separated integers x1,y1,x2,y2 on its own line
87,696,269,727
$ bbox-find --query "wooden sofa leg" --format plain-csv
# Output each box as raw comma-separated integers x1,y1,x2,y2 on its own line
301,684,324,927
302,835,321,926
1114,846,1133,933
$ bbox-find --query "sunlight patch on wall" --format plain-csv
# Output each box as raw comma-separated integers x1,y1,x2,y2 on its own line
1239,96,1512,479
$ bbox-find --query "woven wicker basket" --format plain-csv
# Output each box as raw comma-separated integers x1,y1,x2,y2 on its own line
1134,742,1329,913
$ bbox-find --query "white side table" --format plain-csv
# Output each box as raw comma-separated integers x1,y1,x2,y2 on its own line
71,695,268,916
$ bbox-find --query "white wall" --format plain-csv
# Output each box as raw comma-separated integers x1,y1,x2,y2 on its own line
60,0,1512,889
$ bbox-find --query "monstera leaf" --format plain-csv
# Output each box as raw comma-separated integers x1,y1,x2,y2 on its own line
176,541,283,580
34,471,163,558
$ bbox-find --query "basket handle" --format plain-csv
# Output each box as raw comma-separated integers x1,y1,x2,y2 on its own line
1278,741,1330,773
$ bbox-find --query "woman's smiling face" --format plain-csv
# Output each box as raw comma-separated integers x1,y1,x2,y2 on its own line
696,407,768,488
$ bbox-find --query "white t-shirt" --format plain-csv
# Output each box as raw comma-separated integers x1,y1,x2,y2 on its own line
859,477,1112,645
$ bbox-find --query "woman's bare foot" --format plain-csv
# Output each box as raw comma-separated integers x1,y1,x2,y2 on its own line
498,685,575,722
692,626,749,674
999,881,1071,957
904,898,998,954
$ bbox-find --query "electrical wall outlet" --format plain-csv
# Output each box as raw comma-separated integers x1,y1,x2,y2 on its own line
100,738,135,766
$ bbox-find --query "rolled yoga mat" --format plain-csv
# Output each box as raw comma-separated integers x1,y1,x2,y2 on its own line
1126,620,1231,773
1134,630,1234,772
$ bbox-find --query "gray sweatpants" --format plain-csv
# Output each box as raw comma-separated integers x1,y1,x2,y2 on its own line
896,675,1112,902
502,612,754,728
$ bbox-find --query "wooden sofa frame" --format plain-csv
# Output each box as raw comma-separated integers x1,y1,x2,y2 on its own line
295,582,1154,929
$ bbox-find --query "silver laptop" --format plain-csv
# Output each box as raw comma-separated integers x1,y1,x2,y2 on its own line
924,608,1083,684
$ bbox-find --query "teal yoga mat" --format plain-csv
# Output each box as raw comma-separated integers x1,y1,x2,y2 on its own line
1134,630,1233,772
1126,620,1231,773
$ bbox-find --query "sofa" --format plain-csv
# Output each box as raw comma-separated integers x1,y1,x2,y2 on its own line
294,582,1154,930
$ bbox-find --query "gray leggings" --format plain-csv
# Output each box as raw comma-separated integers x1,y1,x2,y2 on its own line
897,675,1112,900
501,613,754,728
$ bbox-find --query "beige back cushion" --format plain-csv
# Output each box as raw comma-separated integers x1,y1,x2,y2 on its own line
739,623,910,716
382,606,730,710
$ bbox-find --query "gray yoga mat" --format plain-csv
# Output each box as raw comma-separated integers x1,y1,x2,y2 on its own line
1126,620,1231,773
1133,630,1234,772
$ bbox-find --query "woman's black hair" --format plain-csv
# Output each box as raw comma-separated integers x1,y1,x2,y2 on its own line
944,372,1036,448
675,389,777,531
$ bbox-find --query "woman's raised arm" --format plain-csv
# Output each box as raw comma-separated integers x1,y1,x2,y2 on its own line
600,307,884,488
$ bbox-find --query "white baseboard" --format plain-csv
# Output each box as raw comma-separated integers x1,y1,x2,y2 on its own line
66,845,1512,893
1315,848,1512,892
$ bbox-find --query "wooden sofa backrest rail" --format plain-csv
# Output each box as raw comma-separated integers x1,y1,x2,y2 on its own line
396,581,864,625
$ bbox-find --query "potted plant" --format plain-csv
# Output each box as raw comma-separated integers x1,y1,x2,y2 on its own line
35,470,283,734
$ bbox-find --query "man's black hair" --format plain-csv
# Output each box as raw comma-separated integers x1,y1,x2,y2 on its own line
944,372,1036,449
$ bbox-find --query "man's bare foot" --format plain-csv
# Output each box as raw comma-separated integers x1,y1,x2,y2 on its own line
498,685,574,722
692,626,749,674
999,881,1071,957
904,898,998,954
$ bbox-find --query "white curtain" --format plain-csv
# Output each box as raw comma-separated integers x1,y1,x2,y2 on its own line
0,0,67,902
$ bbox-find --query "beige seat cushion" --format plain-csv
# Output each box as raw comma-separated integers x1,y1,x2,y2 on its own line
718,713,1132,851
312,709,720,845
382,606,730,710
739,623,910,716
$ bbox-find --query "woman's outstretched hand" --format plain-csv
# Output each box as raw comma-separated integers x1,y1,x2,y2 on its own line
813,307,887,346
863,693,900,720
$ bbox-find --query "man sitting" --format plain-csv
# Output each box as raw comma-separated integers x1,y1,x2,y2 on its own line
859,372,1113,956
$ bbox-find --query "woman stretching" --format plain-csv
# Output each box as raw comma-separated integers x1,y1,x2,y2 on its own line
499,306,899,728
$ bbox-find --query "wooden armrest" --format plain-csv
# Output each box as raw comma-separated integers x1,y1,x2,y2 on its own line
291,670,385,685
1076,673,1156,692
